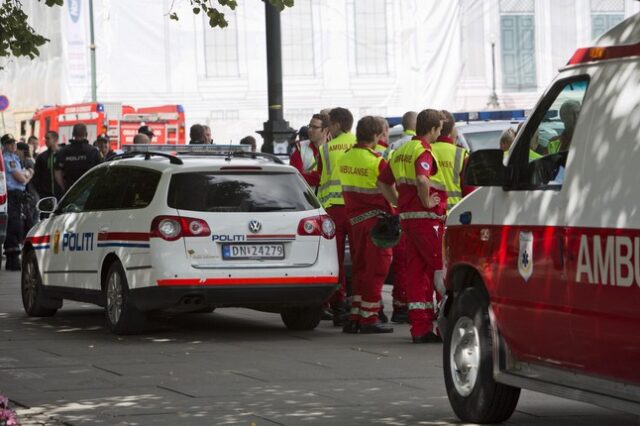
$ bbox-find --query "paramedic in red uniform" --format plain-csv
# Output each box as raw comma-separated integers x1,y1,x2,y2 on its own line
317,108,357,325
290,113,330,192
339,116,394,334
377,109,447,343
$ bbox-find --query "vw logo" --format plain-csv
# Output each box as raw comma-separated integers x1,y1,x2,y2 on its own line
248,220,262,233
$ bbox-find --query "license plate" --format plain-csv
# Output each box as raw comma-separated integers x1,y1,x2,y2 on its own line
222,243,285,260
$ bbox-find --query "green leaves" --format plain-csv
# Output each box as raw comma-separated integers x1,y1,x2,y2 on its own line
0,1,52,66
175,0,292,29
0,0,295,67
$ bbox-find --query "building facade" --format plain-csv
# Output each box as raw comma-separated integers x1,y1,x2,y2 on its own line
1,0,637,146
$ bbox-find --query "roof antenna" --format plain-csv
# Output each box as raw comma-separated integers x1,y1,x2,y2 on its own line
225,139,233,162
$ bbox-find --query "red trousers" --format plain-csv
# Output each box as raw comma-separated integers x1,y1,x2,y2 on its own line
391,233,408,308
348,218,392,324
402,219,443,337
326,205,351,304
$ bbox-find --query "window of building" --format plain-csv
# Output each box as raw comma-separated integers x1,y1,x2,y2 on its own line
281,1,315,77
352,0,389,76
203,10,240,78
500,0,536,91
590,0,625,39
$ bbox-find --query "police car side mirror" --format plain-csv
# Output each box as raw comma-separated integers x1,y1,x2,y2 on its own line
37,197,58,214
464,149,510,187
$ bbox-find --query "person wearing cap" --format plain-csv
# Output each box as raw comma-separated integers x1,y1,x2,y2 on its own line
138,125,154,142
54,123,102,192
33,131,64,200
2,134,34,270
95,135,117,160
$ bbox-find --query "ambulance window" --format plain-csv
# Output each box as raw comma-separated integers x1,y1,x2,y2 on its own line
512,77,589,189
57,168,106,214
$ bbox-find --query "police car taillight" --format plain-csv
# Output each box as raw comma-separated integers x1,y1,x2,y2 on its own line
150,216,211,241
297,215,335,239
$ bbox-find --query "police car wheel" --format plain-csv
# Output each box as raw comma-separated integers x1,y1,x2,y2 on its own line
280,305,322,331
104,261,146,335
443,287,520,423
21,251,59,317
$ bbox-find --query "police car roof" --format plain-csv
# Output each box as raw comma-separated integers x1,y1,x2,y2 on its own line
456,120,518,133
104,154,295,173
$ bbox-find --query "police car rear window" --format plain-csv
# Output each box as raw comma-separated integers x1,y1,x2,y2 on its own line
167,172,321,212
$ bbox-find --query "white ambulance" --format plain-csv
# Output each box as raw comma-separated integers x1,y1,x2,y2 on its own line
439,14,640,423
21,146,339,335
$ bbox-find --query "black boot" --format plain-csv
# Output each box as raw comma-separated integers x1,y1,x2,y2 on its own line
378,307,389,323
391,307,408,324
342,320,360,334
5,254,21,271
359,320,394,334
332,302,349,327
412,332,441,343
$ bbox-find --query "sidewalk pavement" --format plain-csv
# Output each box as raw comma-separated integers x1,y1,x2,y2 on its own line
0,266,639,425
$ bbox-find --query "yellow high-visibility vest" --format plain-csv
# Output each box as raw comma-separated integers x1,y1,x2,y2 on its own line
339,146,383,196
389,139,445,219
318,132,356,208
430,141,468,212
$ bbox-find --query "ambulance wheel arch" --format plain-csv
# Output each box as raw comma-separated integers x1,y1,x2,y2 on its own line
440,265,487,323
443,286,521,423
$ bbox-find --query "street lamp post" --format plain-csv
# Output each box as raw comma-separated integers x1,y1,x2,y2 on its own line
258,0,293,154
89,0,97,102
486,40,500,109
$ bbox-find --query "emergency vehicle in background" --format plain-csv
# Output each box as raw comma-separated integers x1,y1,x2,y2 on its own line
25,102,186,150
438,13,640,423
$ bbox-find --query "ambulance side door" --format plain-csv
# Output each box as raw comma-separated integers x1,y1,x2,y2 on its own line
564,60,640,384
491,75,591,368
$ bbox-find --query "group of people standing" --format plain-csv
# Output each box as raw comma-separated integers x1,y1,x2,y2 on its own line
290,107,473,343
1,123,109,271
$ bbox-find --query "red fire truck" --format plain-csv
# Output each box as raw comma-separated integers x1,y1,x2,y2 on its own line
26,102,186,150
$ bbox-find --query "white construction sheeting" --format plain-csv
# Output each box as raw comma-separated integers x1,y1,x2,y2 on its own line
1,0,638,146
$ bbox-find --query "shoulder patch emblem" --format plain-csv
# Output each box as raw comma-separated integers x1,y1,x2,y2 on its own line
420,161,430,171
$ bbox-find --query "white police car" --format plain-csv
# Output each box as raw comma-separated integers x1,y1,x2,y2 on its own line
21,145,339,334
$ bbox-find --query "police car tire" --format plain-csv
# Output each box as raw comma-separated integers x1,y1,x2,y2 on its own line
21,250,59,317
104,261,146,335
280,305,322,331
443,287,520,424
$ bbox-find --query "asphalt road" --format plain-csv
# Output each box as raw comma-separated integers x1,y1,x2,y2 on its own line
0,267,638,426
